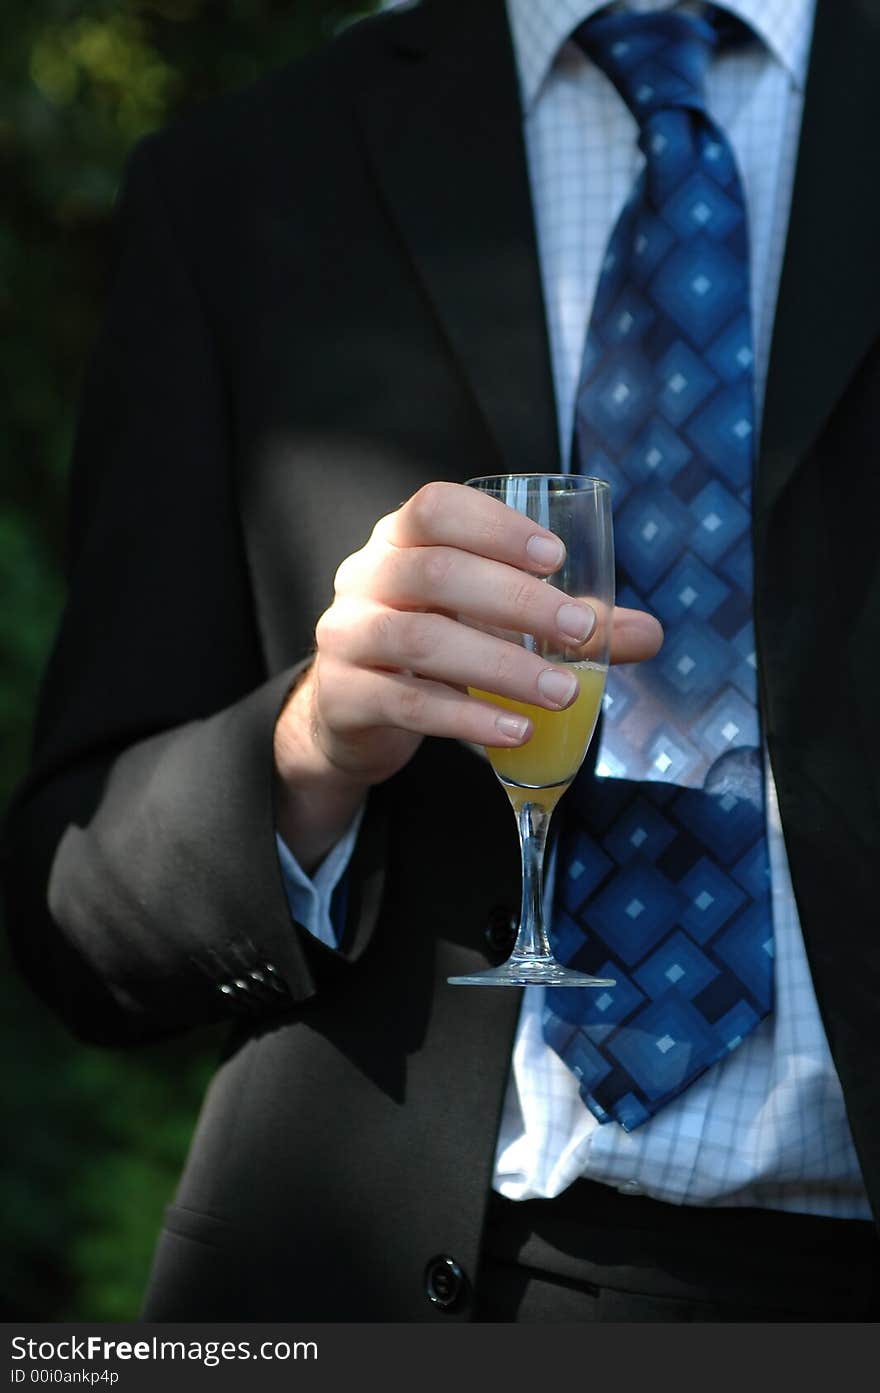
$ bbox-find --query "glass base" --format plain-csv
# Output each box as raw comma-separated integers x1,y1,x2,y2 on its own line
448,956,615,988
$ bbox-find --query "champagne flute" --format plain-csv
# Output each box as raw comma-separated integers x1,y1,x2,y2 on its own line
449,474,615,988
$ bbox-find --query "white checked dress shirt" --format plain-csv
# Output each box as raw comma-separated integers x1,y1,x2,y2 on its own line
279,0,871,1219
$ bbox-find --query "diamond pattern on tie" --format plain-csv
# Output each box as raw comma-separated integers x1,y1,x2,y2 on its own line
544,9,773,1130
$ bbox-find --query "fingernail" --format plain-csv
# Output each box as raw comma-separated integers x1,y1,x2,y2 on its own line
496,713,529,741
557,602,596,643
526,533,564,569
537,668,578,708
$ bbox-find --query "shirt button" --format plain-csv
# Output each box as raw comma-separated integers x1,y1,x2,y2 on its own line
618,1179,643,1196
424,1255,468,1310
483,905,518,958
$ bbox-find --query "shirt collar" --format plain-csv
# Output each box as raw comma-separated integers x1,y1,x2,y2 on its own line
505,0,816,114
722,0,814,87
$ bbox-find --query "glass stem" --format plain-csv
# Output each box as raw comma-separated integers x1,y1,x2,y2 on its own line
511,800,554,961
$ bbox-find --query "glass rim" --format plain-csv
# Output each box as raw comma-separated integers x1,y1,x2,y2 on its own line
465,473,611,492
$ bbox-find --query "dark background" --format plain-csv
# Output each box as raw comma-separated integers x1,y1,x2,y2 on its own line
2,0,376,1321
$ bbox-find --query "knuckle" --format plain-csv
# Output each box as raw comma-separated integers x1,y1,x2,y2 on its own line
475,504,507,556
353,539,400,599
507,576,540,622
396,681,427,727
332,556,350,593
370,607,397,654
333,548,362,595
422,546,456,591
405,481,449,536
314,605,343,652
490,643,519,689
375,542,413,600
370,510,396,544
396,611,436,667
314,609,332,647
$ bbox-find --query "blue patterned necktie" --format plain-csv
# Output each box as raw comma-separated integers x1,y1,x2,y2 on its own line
543,7,773,1131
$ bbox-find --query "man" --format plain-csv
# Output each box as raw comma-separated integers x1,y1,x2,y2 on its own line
4,0,880,1321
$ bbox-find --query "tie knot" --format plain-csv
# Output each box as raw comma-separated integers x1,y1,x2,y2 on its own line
573,9,721,123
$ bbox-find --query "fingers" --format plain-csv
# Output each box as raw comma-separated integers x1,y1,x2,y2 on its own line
375,481,567,574
311,481,665,786
318,600,582,711
336,543,596,650
317,657,535,748
609,607,664,664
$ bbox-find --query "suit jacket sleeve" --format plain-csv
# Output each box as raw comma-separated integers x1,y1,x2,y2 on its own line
1,135,384,1046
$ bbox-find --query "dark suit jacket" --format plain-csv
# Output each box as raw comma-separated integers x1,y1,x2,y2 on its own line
3,0,880,1320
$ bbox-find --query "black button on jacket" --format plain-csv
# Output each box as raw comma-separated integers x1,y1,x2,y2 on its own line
3,0,880,1320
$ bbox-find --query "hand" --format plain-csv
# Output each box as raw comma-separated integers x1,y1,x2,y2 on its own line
274,483,662,867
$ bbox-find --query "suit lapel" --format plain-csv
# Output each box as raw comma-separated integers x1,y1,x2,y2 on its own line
758,0,880,522
357,0,560,477
358,0,880,509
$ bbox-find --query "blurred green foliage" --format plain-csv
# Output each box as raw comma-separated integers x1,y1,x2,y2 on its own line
1,0,376,1320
